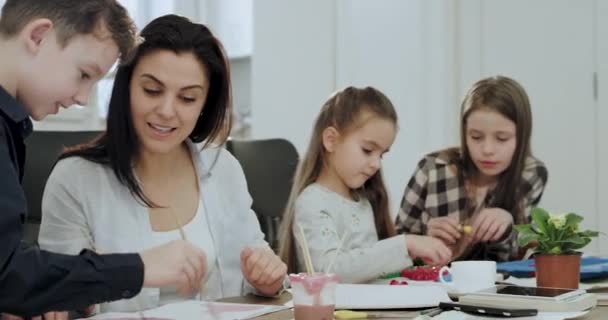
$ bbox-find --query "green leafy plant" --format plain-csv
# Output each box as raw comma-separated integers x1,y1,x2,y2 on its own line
514,207,599,255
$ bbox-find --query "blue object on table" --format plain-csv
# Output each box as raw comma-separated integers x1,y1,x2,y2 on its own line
497,256,608,281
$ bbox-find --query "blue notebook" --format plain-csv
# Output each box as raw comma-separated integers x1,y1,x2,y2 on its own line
497,256,608,281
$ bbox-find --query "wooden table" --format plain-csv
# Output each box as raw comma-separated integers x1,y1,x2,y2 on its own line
221,293,608,319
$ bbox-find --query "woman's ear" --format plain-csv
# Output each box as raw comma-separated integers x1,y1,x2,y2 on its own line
21,18,53,55
322,126,340,152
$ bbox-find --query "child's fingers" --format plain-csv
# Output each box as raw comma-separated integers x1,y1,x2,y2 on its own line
431,240,452,265
425,242,446,265
491,224,510,242
476,219,492,242
476,217,494,242
438,243,452,264
471,214,488,240
424,250,441,266
483,222,500,242
429,228,457,244
445,215,461,226
437,219,462,240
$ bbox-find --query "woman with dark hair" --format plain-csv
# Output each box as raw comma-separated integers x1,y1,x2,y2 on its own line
395,75,548,262
38,14,286,312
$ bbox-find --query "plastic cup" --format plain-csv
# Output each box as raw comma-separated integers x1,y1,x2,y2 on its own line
289,273,339,320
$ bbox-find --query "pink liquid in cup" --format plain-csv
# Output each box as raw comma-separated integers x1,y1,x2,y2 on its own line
289,273,339,320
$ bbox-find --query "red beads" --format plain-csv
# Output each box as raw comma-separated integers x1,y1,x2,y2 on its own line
389,279,409,285
400,266,445,281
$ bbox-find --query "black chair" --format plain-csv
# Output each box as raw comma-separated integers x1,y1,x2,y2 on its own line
22,130,102,245
226,138,299,251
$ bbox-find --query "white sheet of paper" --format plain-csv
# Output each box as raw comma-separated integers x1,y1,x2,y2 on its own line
335,284,450,309
433,310,589,320
80,300,289,320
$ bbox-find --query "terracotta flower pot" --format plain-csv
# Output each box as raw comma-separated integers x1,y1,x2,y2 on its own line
534,253,581,289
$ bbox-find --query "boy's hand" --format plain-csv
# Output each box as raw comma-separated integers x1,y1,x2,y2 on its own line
426,215,462,245
240,247,287,296
2,312,68,320
471,208,513,243
405,235,452,266
41,312,68,320
140,240,207,296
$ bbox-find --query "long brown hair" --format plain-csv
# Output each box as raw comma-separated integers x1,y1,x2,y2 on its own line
460,75,533,223
278,86,398,272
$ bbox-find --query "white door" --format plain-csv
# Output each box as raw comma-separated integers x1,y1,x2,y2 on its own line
459,0,599,252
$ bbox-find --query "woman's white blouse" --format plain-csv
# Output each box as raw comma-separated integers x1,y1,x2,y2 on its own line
150,197,217,304
39,142,267,312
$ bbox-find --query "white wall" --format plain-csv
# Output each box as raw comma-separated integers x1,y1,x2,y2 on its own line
251,0,336,155
252,0,459,216
335,0,460,215
598,0,608,254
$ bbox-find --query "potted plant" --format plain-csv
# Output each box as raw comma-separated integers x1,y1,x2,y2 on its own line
514,207,599,289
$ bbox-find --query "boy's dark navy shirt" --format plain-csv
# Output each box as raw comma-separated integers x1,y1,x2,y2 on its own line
0,86,143,316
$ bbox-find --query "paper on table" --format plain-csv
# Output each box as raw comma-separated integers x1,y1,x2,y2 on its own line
79,300,289,320
433,310,589,320
283,288,294,308
335,284,450,309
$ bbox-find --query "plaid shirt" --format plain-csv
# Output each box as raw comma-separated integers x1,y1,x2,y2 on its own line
395,148,548,262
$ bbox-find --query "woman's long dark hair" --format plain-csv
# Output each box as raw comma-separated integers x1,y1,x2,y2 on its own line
60,14,232,207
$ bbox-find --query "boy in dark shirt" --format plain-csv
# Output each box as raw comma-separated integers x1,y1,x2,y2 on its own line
0,1,207,317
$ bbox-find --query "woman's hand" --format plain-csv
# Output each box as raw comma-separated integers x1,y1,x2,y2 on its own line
240,247,287,296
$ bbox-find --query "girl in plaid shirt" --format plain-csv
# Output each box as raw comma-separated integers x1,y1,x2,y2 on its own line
278,87,451,283
396,76,548,262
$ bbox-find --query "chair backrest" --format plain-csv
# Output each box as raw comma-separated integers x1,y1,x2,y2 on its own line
226,138,299,251
22,130,102,245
